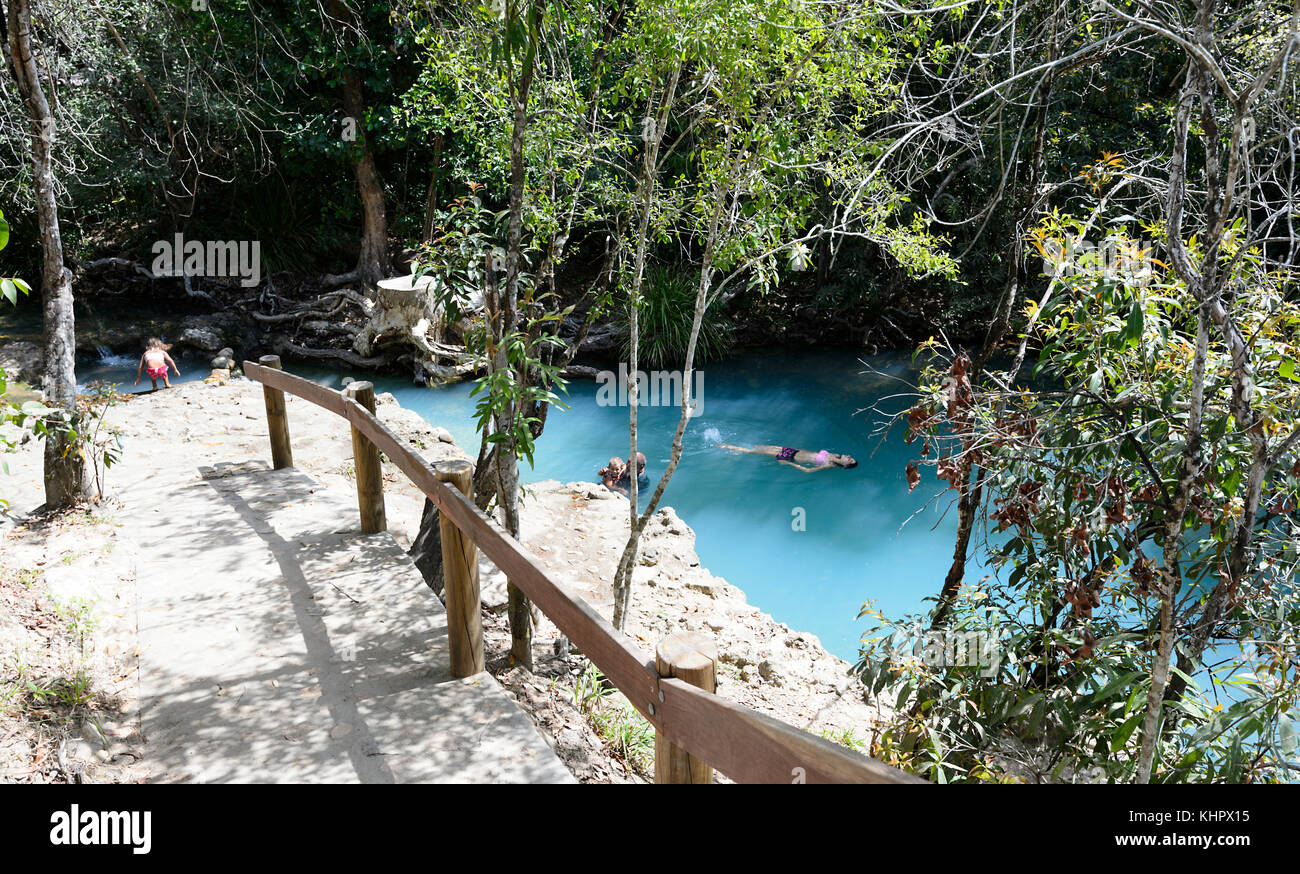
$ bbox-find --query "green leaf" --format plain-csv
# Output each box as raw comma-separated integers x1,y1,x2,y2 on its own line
1113,712,1144,748
1092,671,1144,705
1123,298,1144,345
1280,359,1299,382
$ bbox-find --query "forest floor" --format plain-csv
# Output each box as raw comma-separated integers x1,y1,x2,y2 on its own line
0,376,887,783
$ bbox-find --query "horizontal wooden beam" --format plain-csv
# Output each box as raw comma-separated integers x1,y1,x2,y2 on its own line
244,360,349,417
658,678,924,784
244,361,923,785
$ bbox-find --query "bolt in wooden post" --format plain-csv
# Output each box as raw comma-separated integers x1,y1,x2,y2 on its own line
654,632,717,784
259,355,293,470
436,459,483,677
343,381,386,534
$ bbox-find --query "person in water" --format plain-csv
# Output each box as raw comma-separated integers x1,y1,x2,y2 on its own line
599,452,649,496
134,338,179,390
623,452,647,482
719,443,857,472
599,457,627,490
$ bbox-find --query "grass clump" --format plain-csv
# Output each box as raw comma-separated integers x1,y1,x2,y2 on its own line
572,661,655,777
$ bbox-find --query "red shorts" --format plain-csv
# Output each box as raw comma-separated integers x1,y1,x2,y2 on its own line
148,366,167,380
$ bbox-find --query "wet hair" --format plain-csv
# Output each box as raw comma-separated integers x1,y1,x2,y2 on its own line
838,454,859,469
147,337,171,351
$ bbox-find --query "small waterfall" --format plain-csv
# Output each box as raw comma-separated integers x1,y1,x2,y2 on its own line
94,345,139,368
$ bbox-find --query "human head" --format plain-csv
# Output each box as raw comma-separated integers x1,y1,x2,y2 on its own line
147,337,170,351
636,452,646,473
605,456,625,475
834,453,858,469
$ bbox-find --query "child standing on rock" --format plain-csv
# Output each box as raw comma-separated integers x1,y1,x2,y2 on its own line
134,338,179,390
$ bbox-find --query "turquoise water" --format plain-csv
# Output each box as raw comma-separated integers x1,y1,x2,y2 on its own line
316,348,971,661
65,345,974,661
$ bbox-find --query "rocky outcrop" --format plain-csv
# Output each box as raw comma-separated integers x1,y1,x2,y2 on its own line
74,311,257,361
505,480,888,739
0,341,41,387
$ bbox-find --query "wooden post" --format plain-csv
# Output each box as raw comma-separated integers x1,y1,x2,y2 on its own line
436,459,483,677
343,381,386,534
654,632,717,784
259,355,293,469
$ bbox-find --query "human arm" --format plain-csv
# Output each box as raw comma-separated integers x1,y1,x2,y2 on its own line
134,353,145,385
164,351,179,375
778,460,830,473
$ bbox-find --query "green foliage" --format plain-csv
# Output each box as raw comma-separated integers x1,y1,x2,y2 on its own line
878,209,1300,783
620,265,733,368
0,209,32,306
7,381,127,503
572,661,655,775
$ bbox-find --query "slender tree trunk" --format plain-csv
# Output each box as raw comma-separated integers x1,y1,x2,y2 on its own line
1136,306,1207,783
932,5,1058,627
7,0,87,507
421,133,443,244
609,66,681,632
326,0,390,289
496,3,540,669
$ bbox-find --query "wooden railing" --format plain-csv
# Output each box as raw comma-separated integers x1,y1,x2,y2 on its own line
245,355,922,785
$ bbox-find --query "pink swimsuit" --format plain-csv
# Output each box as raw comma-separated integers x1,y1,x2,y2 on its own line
145,352,167,380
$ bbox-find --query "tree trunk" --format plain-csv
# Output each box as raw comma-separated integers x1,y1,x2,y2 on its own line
931,5,1058,626
1136,305,1207,783
609,65,681,632
421,133,443,244
326,0,390,290
495,10,539,669
7,0,87,507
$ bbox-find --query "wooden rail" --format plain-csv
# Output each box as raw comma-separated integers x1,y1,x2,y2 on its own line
244,358,923,785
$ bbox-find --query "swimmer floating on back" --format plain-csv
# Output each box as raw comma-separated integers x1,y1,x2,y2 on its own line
719,443,857,473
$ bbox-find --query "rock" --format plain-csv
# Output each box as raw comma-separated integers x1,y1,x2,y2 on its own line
575,322,626,355
80,720,108,747
408,498,444,596
0,341,42,386
561,364,601,380
68,740,101,762
178,326,223,352
785,630,822,651
758,659,786,686
685,578,725,598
